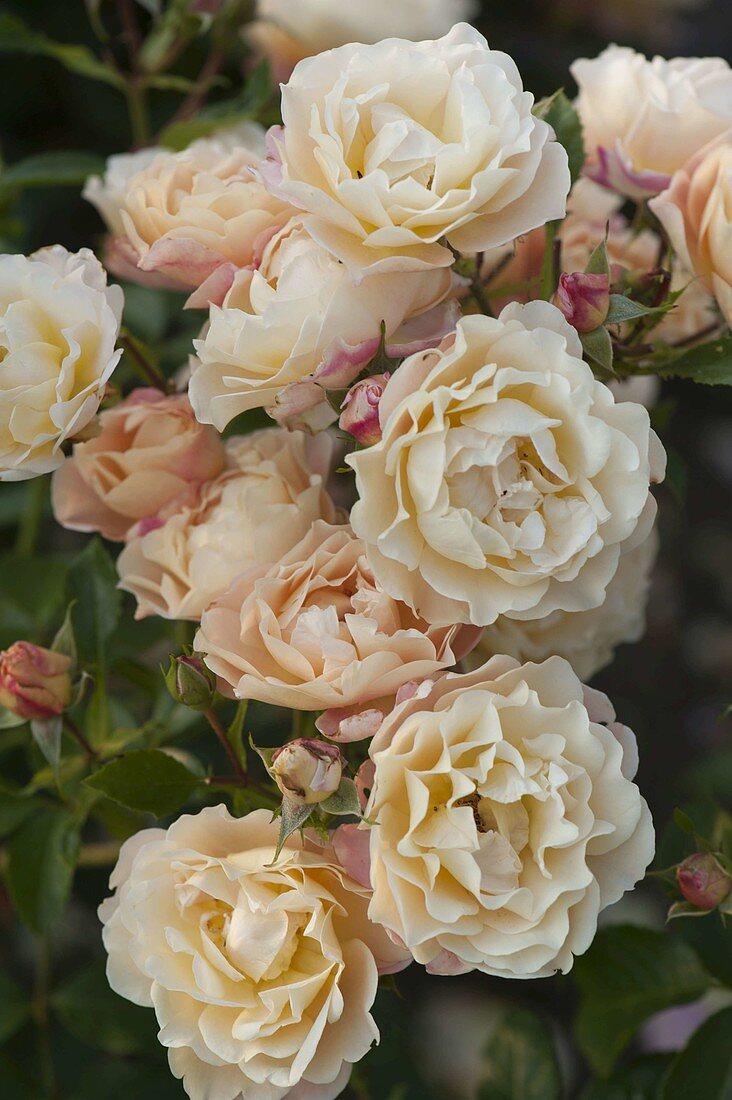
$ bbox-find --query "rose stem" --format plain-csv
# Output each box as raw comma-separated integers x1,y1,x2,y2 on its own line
204,709,248,783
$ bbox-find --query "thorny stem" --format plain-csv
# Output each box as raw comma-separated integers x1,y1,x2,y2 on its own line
204,709,248,783
63,715,97,762
670,320,724,350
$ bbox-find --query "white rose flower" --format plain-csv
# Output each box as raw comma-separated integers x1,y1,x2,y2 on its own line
0,246,122,481
571,45,732,197
366,656,654,978
117,428,339,620
248,0,478,81
84,125,293,303
348,304,665,628
264,24,570,274
472,526,659,681
189,218,456,430
100,806,409,1100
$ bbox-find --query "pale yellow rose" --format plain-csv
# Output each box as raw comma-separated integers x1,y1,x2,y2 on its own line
472,526,659,682
117,428,338,620
366,656,654,978
100,806,409,1100
84,126,293,302
189,218,456,430
247,0,478,81
195,521,465,711
0,246,122,481
51,388,226,541
651,134,732,326
348,304,665,628
264,24,570,275
571,45,732,197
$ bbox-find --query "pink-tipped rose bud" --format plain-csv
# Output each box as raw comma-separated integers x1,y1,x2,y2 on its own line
339,374,390,446
271,738,343,805
677,853,732,911
0,643,72,721
553,272,610,332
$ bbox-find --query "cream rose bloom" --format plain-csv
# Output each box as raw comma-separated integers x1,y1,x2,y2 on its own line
51,388,226,541
366,656,654,978
84,125,293,303
117,428,338,620
100,806,409,1100
248,0,478,81
189,218,456,429
571,45,732,197
348,304,665,628
0,246,122,481
264,24,570,274
650,134,732,326
472,526,659,682
196,521,465,711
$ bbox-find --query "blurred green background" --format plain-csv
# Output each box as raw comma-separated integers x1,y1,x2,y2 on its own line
0,1,731,1098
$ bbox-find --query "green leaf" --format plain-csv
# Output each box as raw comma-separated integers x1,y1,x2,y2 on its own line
67,538,122,667
0,13,124,88
674,807,697,836
580,1055,675,1100
660,1007,732,1099
0,972,29,1043
271,798,313,863
581,325,614,374
0,791,38,838
574,925,711,1076
249,732,277,772
605,294,667,325
29,716,62,772
586,234,611,279
320,777,361,817
85,748,199,816
227,701,249,775
159,58,272,149
52,601,78,673
533,89,585,183
658,334,732,386
0,707,26,730
478,1009,562,1100
5,806,80,933
52,962,155,1055
0,151,105,194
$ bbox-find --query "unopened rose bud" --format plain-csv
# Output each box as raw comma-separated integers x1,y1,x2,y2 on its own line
165,654,217,711
0,642,72,721
339,374,390,446
267,380,337,434
677,853,732,911
271,738,343,805
553,272,610,332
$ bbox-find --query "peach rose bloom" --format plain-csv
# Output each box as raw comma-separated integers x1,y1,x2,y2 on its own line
100,806,409,1100
651,134,732,326
348,304,665,628
84,126,293,303
366,656,654,978
117,429,338,621
195,521,465,711
51,389,226,541
264,24,570,275
0,246,122,481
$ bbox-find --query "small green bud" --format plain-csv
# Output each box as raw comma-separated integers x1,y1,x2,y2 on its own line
165,654,216,710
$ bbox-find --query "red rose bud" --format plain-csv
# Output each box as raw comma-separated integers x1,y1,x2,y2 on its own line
677,853,732,911
553,272,610,332
165,654,217,710
271,738,343,805
0,642,72,721
339,374,390,446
